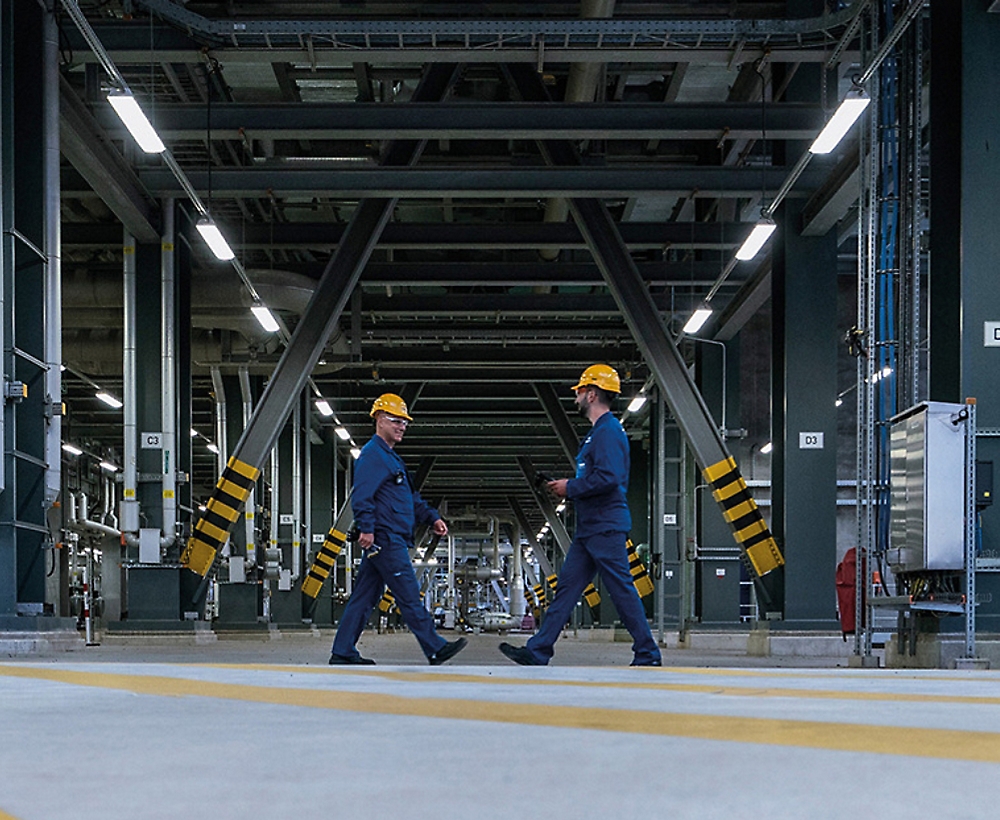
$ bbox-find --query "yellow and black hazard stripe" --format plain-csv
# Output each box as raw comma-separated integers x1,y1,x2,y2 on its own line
583,582,601,608
545,573,559,601
301,527,348,599
532,582,546,608
182,456,260,576
378,590,397,614
703,456,784,577
626,539,655,598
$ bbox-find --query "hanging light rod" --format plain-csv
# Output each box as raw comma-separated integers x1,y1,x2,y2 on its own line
59,0,272,335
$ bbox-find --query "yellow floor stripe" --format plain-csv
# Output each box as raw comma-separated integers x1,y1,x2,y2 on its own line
206,663,1000,707
0,810,22,820
2,665,1000,763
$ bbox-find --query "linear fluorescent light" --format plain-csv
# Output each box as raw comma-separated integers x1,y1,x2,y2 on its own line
195,218,235,261
350,447,362,459
759,442,773,455
735,221,777,261
251,304,280,333
809,88,871,154
335,426,351,441
682,306,713,335
106,91,166,154
190,428,199,437
627,395,647,413
99,460,119,472
62,443,84,456
315,399,334,417
95,391,123,409
206,442,220,454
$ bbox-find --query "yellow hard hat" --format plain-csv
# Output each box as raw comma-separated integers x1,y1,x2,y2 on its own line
572,363,621,394
369,393,413,421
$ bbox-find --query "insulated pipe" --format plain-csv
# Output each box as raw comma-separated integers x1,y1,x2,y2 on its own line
210,366,228,557
239,368,256,567
73,493,121,539
82,551,93,646
160,200,177,547
491,516,500,572
291,392,302,581
121,232,139,537
304,393,312,582
43,2,62,508
510,520,525,618
210,367,227,477
538,0,616,263
104,475,118,530
269,445,280,562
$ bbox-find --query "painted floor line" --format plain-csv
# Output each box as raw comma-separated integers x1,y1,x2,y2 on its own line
200,662,1000,707
3,664,1000,763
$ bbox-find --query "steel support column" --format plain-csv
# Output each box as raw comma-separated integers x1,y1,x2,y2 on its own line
930,0,1000,630
1,0,49,615
0,0,12,615
182,63,462,590
507,63,783,615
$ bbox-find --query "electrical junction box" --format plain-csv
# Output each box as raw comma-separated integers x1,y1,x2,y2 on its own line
888,401,967,573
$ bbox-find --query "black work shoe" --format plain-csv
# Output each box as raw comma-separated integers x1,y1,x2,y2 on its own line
499,642,542,666
429,637,468,666
630,658,662,667
328,653,376,665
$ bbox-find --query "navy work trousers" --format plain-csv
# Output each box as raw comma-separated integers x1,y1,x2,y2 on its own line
331,543,446,660
526,530,661,665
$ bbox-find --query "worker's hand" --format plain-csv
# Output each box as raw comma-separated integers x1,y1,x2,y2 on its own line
432,518,449,537
358,531,374,549
547,479,569,499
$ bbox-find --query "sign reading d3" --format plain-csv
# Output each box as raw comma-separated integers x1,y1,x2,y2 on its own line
799,432,824,449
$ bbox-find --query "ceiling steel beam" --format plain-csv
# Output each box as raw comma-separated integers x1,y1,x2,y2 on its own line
78,46,861,67
90,101,823,141
125,165,823,199
58,76,160,243
60,220,750,250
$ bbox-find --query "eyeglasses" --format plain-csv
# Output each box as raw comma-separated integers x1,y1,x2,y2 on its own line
383,415,409,427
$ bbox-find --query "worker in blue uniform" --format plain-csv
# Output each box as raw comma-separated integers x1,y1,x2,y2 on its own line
329,393,467,665
499,364,662,667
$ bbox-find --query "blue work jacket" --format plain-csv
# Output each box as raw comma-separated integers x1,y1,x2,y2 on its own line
566,411,631,536
351,435,439,548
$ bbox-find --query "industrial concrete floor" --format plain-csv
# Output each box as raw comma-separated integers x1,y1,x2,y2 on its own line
2,629,999,820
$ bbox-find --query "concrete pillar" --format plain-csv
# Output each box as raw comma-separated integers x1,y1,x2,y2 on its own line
771,198,839,628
